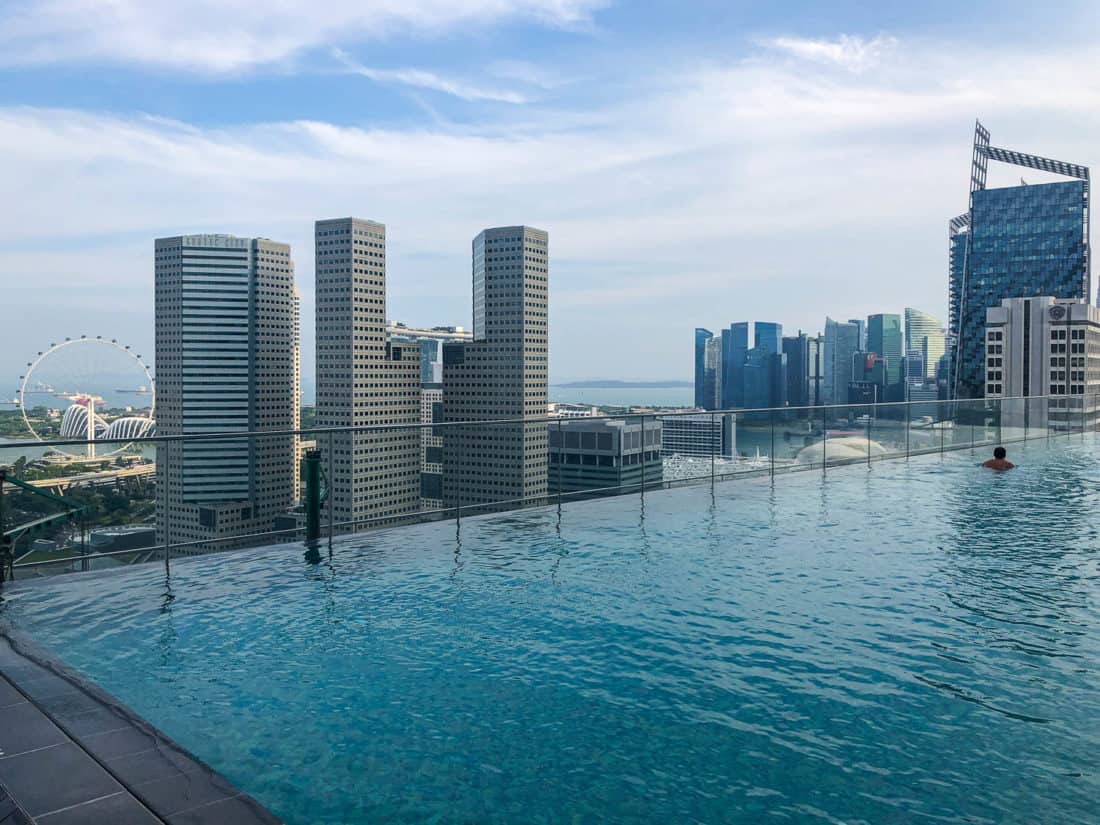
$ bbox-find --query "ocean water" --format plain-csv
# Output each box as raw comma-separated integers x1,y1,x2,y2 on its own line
549,385,693,407
4,436,1100,824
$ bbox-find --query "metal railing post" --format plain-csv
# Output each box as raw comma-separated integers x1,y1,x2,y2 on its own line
822,404,827,472
456,424,462,526
866,408,872,466
557,419,563,508
710,412,715,491
770,409,776,479
162,437,171,575
305,449,321,544
905,401,911,459
327,430,334,549
640,415,646,498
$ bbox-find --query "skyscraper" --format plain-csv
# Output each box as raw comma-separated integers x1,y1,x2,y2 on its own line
948,120,1090,399
867,313,903,400
904,307,945,382
443,226,549,511
808,334,824,406
783,333,810,408
694,328,713,408
315,217,421,530
754,322,783,356
822,318,861,407
721,322,749,408
702,335,722,410
154,233,297,550
848,319,867,352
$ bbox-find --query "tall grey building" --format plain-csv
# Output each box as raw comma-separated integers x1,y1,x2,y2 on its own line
443,226,549,511
822,318,862,407
905,307,945,382
985,297,1100,430
315,218,420,530
154,233,298,551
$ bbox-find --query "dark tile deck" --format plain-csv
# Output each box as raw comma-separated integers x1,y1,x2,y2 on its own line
0,633,282,824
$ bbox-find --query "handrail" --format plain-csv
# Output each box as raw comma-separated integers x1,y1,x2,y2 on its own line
3,393,1093,581
0,394,1065,451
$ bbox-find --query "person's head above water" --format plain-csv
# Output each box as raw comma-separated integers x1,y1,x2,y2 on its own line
994,447,1007,460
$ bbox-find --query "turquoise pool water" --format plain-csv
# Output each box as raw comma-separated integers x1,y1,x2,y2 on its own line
4,437,1100,824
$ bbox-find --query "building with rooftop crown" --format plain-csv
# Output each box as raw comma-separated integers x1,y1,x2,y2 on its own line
949,120,1090,399
154,233,298,551
442,226,549,512
315,217,421,531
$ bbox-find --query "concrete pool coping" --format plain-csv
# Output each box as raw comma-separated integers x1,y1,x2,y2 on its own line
0,629,282,824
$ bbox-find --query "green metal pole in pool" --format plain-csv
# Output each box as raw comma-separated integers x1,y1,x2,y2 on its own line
304,449,321,545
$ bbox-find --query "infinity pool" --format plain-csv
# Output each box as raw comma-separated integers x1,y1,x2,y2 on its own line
4,438,1100,824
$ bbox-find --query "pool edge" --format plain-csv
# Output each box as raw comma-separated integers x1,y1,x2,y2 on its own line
0,624,284,824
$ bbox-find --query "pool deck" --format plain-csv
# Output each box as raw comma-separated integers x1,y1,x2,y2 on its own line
0,631,282,824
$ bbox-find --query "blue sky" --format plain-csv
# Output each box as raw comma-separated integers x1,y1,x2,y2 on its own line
1,0,1098,396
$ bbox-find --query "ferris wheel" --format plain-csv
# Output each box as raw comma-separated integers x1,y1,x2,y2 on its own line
15,336,156,461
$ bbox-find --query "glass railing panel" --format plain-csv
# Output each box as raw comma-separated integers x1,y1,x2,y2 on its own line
727,408,772,478
2,431,161,580
868,402,908,460
821,403,862,469
772,406,817,474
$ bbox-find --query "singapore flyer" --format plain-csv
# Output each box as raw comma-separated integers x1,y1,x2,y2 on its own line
14,336,156,462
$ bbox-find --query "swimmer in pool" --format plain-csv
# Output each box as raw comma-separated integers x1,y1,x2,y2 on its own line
981,446,1015,470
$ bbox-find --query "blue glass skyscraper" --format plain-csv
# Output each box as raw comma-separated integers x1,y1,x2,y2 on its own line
754,322,783,356
949,121,1090,399
721,322,749,408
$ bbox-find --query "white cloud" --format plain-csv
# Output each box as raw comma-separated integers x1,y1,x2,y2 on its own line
333,52,530,103
1,34,1099,382
765,34,898,72
0,0,606,73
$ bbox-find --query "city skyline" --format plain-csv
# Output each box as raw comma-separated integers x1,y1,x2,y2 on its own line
2,1,1098,388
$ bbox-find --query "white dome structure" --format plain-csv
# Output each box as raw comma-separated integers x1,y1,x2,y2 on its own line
60,404,107,439
795,437,889,464
103,416,156,440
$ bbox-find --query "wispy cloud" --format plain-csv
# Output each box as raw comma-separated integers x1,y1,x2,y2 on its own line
765,34,898,72
0,0,607,73
334,51,529,104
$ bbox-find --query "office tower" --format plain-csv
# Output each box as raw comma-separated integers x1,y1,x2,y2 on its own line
985,297,1100,430
754,322,783,355
905,308,946,382
783,333,810,409
549,418,663,497
702,336,722,410
661,413,736,457
154,233,297,550
419,383,444,510
315,217,421,531
443,226,549,511
743,347,788,412
822,318,861,407
850,353,887,405
808,334,823,406
721,322,749,408
694,328,713,408
292,288,302,503
867,313,903,400
948,120,1090,399
848,319,866,352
